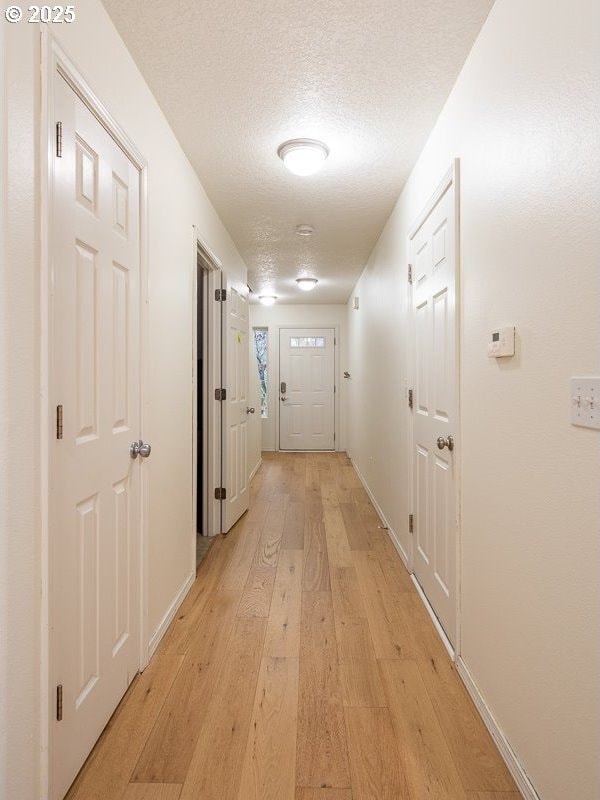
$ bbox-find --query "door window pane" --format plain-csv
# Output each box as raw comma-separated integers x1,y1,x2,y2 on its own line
290,336,325,348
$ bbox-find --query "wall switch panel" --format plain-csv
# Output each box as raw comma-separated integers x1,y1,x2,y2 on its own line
571,377,600,430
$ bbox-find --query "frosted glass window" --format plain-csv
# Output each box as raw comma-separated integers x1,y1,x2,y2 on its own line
290,336,325,348
253,328,268,417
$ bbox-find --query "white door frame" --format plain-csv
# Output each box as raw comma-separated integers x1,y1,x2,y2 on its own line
276,325,340,451
191,233,223,555
40,31,149,799
406,159,462,658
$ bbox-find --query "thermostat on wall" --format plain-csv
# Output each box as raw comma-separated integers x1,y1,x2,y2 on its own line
488,326,515,358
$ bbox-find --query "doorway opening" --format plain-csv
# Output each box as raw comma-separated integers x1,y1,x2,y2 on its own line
196,253,209,566
192,237,224,561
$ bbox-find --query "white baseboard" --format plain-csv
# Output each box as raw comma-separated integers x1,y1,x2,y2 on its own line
456,658,539,800
349,456,410,567
147,571,195,660
349,453,535,800
249,458,263,481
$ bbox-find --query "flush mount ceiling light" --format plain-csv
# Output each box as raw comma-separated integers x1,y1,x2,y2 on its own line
296,277,319,292
295,224,314,237
277,138,329,176
258,295,277,306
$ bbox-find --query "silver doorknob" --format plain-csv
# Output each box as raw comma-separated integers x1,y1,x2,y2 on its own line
246,407,255,414
280,396,286,402
138,441,152,458
436,435,454,452
130,440,152,459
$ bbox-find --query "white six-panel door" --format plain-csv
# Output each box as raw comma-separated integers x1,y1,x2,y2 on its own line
410,172,458,646
51,74,141,799
223,285,250,531
279,328,335,451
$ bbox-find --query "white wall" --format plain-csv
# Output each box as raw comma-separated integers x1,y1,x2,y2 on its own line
346,1,600,798
249,303,349,453
0,6,246,798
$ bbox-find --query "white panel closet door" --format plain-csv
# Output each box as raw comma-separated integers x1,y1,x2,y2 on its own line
51,75,141,799
411,176,458,645
279,328,335,450
223,285,250,531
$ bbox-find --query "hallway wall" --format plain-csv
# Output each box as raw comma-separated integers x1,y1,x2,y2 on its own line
248,303,349,454
0,7,247,799
346,1,600,798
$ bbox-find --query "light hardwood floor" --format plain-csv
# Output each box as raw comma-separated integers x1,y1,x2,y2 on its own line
66,452,520,800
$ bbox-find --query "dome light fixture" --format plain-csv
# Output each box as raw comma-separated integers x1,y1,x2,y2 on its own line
296,224,314,237
258,295,277,306
296,277,318,292
277,138,329,176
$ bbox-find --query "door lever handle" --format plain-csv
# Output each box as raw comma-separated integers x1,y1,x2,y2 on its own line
436,435,454,452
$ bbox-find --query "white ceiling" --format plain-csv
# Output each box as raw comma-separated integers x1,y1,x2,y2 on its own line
103,0,493,304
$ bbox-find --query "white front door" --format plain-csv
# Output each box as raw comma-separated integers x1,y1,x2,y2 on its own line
279,328,335,451
410,170,458,645
51,75,142,799
223,284,250,531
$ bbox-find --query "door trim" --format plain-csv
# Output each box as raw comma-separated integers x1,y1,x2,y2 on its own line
276,325,340,452
191,232,223,556
406,159,462,657
40,31,149,799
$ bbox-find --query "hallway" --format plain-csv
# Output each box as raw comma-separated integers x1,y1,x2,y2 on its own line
66,452,518,800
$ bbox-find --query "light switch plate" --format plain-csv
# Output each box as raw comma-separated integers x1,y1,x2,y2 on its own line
571,377,600,430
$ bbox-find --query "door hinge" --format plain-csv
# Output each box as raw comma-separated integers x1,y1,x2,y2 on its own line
56,684,63,721
215,288,227,301
214,487,226,500
334,385,336,394
409,514,414,534
408,389,413,410
56,121,63,158
408,263,413,284
214,388,226,401
56,404,63,439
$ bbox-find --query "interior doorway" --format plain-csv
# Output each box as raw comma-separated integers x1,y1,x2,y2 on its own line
408,161,460,650
47,60,147,800
192,237,223,555
196,254,209,564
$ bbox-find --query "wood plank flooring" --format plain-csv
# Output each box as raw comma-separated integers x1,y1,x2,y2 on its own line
66,452,519,800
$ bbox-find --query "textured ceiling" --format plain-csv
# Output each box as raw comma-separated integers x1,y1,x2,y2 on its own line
103,0,493,303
